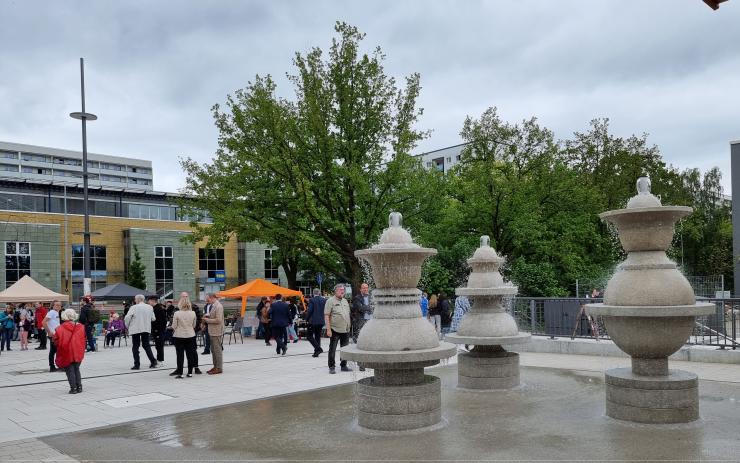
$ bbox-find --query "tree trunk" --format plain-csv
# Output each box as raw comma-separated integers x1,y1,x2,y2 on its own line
346,256,364,295
281,256,299,290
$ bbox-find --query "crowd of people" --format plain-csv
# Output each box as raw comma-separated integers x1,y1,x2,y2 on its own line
0,282,470,393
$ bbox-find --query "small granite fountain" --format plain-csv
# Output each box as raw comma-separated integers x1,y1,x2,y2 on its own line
446,236,530,389
341,212,457,432
587,177,715,424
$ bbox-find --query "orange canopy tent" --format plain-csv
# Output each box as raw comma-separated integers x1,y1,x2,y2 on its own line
217,278,304,317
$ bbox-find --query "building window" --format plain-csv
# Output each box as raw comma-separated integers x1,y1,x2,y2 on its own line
456,155,461,161
0,164,18,172
101,162,124,171
433,158,444,172
198,248,225,282
71,245,107,300
53,157,82,166
71,245,107,273
264,249,279,281
21,153,49,163
0,150,18,160
155,245,174,297
238,243,246,284
22,166,52,175
100,174,124,183
5,241,30,288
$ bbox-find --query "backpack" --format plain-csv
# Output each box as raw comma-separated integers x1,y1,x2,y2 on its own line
87,307,101,324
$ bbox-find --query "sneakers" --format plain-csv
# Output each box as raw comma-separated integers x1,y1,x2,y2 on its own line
69,388,78,394
282,347,287,356
35,346,46,350
329,367,336,374
169,370,181,377
194,368,202,375
201,351,210,355
77,386,82,393
341,365,353,372
312,352,319,358
131,366,140,370
49,367,58,373
149,362,158,369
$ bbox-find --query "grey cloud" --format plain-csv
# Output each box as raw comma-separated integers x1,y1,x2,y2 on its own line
0,0,737,193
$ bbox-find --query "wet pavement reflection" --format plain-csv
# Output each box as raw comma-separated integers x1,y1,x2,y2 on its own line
43,365,740,461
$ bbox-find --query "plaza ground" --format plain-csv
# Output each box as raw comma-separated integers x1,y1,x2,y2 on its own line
0,336,739,461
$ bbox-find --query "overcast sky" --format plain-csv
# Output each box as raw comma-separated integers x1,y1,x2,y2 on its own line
1,0,738,193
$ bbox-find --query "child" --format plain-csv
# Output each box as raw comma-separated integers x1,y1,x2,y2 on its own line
18,313,31,350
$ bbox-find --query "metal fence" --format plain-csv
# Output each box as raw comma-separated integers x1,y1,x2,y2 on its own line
509,297,739,350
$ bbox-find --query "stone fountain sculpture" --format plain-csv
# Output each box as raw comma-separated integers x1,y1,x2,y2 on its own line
587,177,714,424
341,212,457,431
446,236,530,389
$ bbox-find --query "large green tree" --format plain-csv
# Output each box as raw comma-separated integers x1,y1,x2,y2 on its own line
180,22,443,290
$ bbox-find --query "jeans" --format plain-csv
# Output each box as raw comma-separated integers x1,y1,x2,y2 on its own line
209,335,223,370
64,362,82,390
307,325,324,353
271,326,288,353
84,324,96,351
1,329,11,350
49,339,57,369
174,337,197,374
38,328,47,348
131,332,157,367
153,331,165,361
429,315,442,339
351,319,367,343
328,331,349,369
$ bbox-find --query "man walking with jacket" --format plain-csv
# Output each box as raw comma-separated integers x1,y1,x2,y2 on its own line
201,293,224,375
124,294,158,370
351,282,373,343
148,296,167,363
268,294,291,356
306,288,326,357
325,284,351,374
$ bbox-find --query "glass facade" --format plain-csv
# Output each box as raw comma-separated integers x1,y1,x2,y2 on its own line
264,249,279,281
198,248,225,282
0,191,209,222
155,245,174,297
5,241,31,288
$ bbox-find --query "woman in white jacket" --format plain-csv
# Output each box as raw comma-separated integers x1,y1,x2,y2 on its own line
169,295,199,378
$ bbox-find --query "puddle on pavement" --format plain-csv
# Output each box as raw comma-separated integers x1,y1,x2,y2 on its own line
42,365,740,461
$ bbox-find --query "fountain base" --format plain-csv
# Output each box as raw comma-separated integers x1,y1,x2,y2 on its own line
458,346,520,390
605,367,699,424
356,374,442,431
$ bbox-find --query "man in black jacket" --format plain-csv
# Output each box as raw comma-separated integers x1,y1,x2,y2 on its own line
268,294,291,356
351,283,373,343
148,296,167,363
306,288,326,357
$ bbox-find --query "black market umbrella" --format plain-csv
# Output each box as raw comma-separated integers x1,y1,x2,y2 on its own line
90,283,158,301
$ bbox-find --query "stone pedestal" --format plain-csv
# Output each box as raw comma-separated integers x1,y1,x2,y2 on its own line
458,347,520,390
605,368,699,424
357,373,442,431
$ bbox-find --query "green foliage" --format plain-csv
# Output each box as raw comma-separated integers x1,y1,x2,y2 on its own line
127,245,147,290
179,22,444,290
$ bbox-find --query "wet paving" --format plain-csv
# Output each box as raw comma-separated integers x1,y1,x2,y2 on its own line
43,365,740,461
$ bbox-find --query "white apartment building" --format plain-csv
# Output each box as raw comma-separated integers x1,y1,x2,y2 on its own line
0,141,153,191
414,143,469,174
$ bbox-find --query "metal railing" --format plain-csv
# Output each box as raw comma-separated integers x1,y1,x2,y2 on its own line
509,297,739,350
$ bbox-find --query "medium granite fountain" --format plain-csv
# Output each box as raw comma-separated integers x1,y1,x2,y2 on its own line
341,212,457,432
587,177,715,424
446,236,530,389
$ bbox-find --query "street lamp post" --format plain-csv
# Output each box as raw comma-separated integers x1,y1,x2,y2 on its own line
70,57,97,297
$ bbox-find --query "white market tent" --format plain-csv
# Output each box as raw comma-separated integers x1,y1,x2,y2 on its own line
0,275,69,303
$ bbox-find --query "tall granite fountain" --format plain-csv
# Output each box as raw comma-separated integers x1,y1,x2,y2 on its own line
446,236,530,389
341,212,457,432
587,177,715,424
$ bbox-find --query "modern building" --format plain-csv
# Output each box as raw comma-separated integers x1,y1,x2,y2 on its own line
0,141,154,191
731,140,740,296
0,141,289,302
414,143,469,174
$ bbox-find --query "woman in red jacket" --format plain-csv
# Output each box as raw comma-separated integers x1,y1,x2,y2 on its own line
54,308,87,394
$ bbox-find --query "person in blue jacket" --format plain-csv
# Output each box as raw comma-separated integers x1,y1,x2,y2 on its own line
306,288,326,357
1,306,16,351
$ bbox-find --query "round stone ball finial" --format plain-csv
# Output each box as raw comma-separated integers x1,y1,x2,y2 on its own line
389,211,402,228
626,176,662,209
636,176,651,195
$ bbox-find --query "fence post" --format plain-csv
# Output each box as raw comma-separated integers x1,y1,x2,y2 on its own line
530,299,536,334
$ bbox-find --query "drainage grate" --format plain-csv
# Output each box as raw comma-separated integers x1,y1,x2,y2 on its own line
101,392,174,408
